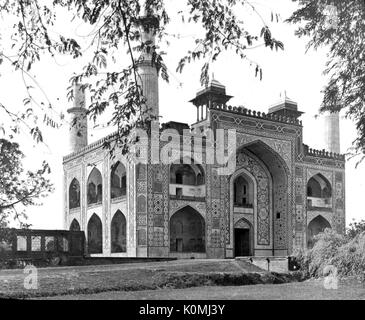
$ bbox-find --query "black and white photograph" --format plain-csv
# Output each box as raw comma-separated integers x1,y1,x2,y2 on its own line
0,0,364,308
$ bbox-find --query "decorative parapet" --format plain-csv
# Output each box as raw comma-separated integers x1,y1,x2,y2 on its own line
210,104,302,126
303,144,345,161
63,131,117,163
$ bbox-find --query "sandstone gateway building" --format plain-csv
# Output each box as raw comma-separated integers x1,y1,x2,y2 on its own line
63,14,346,259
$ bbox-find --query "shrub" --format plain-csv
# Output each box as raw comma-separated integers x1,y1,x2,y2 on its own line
293,229,365,278
307,228,346,276
331,232,365,276
346,219,365,240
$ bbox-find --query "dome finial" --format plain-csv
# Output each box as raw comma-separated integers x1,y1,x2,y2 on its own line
280,90,288,99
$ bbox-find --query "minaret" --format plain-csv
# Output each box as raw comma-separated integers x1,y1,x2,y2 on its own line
67,83,88,153
324,111,340,154
135,9,160,120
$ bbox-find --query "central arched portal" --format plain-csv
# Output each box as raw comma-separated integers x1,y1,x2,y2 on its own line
229,140,289,257
170,206,205,253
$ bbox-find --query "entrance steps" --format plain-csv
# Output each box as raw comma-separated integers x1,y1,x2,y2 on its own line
236,256,289,273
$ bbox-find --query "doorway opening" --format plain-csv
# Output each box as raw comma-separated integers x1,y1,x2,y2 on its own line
234,228,251,256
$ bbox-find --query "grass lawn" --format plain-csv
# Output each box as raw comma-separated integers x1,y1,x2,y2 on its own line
1,259,363,300
45,278,365,300
0,259,277,299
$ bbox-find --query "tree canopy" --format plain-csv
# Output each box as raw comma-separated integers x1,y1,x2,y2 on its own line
288,0,365,161
0,0,283,151
0,138,53,229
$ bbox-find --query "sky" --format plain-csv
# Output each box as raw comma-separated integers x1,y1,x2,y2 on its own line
0,0,364,229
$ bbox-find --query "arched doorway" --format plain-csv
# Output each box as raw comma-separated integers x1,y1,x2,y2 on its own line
69,178,80,209
87,213,103,254
110,162,127,199
111,210,127,253
234,219,253,256
170,206,205,253
87,168,103,205
70,219,80,231
307,215,331,248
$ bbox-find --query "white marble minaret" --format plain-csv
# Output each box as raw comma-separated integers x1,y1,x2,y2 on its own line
67,83,88,153
136,12,160,120
324,111,340,154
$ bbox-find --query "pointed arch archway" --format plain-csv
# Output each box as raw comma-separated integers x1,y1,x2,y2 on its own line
87,213,103,254
229,139,290,256
111,210,127,253
110,162,127,199
170,206,205,253
307,173,332,209
307,215,331,248
69,178,80,209
87,168,102,205
69,218,81,231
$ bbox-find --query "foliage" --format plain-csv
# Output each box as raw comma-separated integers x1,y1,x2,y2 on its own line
0,0,283,153
293,228,365,278
288,0,365,160
346,219,365,240
0,138,53,231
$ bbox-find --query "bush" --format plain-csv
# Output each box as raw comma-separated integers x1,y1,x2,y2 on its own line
347,219,365,240
293,229,365,278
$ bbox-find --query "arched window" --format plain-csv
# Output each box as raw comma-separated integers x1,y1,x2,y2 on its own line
87,168,102,205
87,214,102,254
69,178,80,209
307,174,332,198
170,206,205,253
110,162,127,199
111,210,127,253
70,219,81,231
233,175,253,207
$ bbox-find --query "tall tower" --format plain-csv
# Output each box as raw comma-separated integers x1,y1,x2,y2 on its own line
67,83,88,153
136,12,160,120
324,111,340,154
